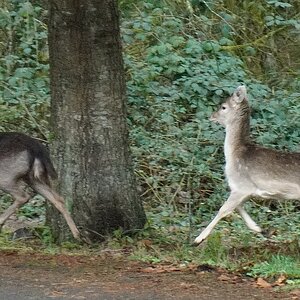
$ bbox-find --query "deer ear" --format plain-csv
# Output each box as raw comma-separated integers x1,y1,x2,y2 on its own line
232,85,247,103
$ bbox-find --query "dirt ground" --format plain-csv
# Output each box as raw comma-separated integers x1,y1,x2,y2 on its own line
0,250,297,300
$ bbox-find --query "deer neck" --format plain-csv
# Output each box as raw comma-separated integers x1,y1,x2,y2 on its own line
224,116,250,161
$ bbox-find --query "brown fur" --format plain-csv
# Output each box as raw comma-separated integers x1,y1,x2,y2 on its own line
194,86,300,244
0,132,81,241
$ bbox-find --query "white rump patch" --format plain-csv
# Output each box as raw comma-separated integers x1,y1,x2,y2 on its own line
33,159,43,179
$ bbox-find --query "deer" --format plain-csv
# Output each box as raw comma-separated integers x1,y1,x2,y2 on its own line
194,85,300,244
0,132,82,242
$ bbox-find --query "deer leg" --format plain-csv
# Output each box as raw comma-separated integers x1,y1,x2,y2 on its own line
32,182,81,241
0,187,31,230
194,192,249,244
236,205,262,233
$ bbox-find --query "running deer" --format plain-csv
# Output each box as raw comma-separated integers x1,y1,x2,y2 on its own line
194,85,300,244
0,132,81,241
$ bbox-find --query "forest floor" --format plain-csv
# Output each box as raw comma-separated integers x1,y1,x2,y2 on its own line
0,250,299,300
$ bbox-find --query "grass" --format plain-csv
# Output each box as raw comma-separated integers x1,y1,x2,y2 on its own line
0,200,299,289
248,255,300,279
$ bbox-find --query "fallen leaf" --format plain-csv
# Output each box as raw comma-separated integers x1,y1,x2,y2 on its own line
218,274,231,282
141,239,152,249
140,265,182,274
140,267,166,273
231,275,243,284
256,277,272,288
166,266,181,272
274,274,286,286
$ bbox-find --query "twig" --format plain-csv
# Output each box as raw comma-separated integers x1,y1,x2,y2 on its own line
0,83,48,138
135,170,164,203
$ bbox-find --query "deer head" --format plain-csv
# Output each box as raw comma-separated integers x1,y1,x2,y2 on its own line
210,85,248,126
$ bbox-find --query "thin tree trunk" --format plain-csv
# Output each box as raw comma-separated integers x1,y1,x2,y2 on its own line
47,0,146,242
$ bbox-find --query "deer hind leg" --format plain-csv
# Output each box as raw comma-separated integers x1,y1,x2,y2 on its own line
236,205,262,233
32,182,81,241
0,183,31,230
194,192,249,244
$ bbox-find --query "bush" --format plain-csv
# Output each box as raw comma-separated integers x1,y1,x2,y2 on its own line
0,0,49,137
0,0,299,250
122,3,300,223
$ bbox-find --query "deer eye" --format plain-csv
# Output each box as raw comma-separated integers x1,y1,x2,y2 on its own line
221,105,226,110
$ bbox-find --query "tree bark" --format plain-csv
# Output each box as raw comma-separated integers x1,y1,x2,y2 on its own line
47,0,146,242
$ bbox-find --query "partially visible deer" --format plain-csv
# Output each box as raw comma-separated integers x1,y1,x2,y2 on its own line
0,132,81,241
194,85,300,244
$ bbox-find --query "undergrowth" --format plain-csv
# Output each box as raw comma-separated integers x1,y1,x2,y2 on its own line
0,0,299,287
0,201,299,285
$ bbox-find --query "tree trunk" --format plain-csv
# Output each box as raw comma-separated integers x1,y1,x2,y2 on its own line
47,0,146,242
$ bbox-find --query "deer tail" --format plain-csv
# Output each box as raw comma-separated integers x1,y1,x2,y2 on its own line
32,149,58,185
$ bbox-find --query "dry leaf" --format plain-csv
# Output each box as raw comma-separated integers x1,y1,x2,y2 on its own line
140,267,165,273
140,265,183,274
274,274,286,286
256,277,272,288
218,274,231,282
166,266,181,272
141,239,152,249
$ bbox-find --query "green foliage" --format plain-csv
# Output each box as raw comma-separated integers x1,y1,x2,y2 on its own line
197,231,230,266
0,0,49,137
32,225,54,245
0,0,299,279
251,90,300,151
120,3,300,276
19,195,45,220
122,2,300,228
248,255,300,279
265,1,300,28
